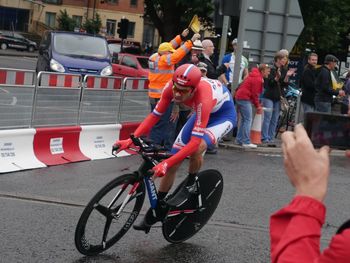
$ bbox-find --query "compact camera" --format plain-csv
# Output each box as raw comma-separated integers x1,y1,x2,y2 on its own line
304,112,350,150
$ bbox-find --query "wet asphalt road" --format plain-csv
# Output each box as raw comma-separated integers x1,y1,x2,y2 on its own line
1,148,349,263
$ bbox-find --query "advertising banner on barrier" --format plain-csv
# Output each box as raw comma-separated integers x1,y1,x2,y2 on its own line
79,124,126,159
0,129,46,173
33,126,90,165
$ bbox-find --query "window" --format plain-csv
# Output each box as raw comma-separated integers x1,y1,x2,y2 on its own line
121,56,137,69
42,0,62,4
107,0,118,4
106,19,116,36
130,0,138,7
127,22,135,38
45,12,56,28
72,15,83,27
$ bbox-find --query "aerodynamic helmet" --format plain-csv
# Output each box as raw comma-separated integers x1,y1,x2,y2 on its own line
172,64,201,87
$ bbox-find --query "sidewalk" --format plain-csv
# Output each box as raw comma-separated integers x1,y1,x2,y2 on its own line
0,49,38,57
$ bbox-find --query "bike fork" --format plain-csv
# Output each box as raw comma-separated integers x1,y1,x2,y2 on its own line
114,182,140,216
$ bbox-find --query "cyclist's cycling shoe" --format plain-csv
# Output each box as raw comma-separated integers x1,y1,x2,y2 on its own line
133,201,169,233
166,181,199,208
133,208,156,233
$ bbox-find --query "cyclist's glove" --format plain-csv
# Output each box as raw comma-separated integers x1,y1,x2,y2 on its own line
152,161,169,177
113,138,132,152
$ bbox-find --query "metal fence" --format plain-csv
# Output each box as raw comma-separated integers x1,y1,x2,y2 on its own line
0,68,149,129
0,68,36,129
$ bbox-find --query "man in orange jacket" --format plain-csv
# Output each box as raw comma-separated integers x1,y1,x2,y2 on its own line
148,29,201,151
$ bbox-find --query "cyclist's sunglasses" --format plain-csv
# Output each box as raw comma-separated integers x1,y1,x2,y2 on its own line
172,85,192,94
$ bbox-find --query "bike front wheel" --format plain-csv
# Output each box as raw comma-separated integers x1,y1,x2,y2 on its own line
75,173,145,256
162,169,223,243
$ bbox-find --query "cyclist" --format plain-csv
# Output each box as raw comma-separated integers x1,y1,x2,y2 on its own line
114,64,237,232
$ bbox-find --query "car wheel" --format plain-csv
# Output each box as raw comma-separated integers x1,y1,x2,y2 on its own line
28,46,35,52
0,43,7,50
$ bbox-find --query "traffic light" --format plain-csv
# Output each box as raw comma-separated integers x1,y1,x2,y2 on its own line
117,18,129,39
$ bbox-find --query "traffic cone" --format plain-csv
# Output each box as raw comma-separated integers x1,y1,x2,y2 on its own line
250,111,263,144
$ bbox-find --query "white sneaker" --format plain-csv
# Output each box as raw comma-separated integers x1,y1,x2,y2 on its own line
242,143,257,149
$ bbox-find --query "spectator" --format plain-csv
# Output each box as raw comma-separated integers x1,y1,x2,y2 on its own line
200,39,228,80
197,62,208,77
340,71,350,114
261,51,296,145
147,29,200,151
235,64,271,148
220,38,249,91
270,124,350,262
177,39,204,67
314,54,345,113
300,52,319,115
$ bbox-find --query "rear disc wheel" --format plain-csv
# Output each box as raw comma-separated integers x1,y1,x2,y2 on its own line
162,169,223,243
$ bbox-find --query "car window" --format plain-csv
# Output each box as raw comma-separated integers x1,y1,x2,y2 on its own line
137,57,149,69
108,43,121,54
53,34,108,58
2,31,13,37
14,33,25,39
121,56,137,69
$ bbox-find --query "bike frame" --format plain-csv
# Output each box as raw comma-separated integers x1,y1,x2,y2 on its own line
144,176,158,209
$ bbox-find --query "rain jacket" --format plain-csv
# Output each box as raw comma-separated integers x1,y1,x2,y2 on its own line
148,35,193,99
270,195,350,262
235,67,264,108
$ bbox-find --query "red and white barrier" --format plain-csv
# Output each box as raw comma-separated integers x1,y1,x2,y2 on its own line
0,129,46,173
0,68,35,85
79,124,121,159
33,126,90,166
39,72,81,88
85,75,122,89
0,122,142,173
124,78,149,90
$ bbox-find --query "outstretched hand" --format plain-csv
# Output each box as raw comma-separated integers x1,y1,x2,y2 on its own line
181,28,190,38
281,124,330,202
191,33,201,43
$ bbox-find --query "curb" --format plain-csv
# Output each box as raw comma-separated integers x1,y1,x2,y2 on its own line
219,142,347,157
219,142,283,153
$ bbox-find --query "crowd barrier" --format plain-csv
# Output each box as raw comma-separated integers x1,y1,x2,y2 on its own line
0,122,138,173
0,128,46,173
0,68,151,173
0,68,150,130
0,68,36,129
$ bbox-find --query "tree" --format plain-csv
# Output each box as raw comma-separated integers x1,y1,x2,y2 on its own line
83,13,102,35
297,0,350,58
57,9,76,31
144,0,214,41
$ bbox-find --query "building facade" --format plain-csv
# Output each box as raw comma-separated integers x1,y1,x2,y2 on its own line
0,0,147,44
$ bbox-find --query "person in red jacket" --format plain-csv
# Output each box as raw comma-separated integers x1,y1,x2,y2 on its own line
234,64,271,148
270,124,350,263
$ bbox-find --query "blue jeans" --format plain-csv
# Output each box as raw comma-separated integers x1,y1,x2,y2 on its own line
261,98,280,142
315,101,331,113
149,99,177,151
236,100,253,144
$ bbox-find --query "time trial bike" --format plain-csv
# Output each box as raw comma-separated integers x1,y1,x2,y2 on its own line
74,135,223,256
